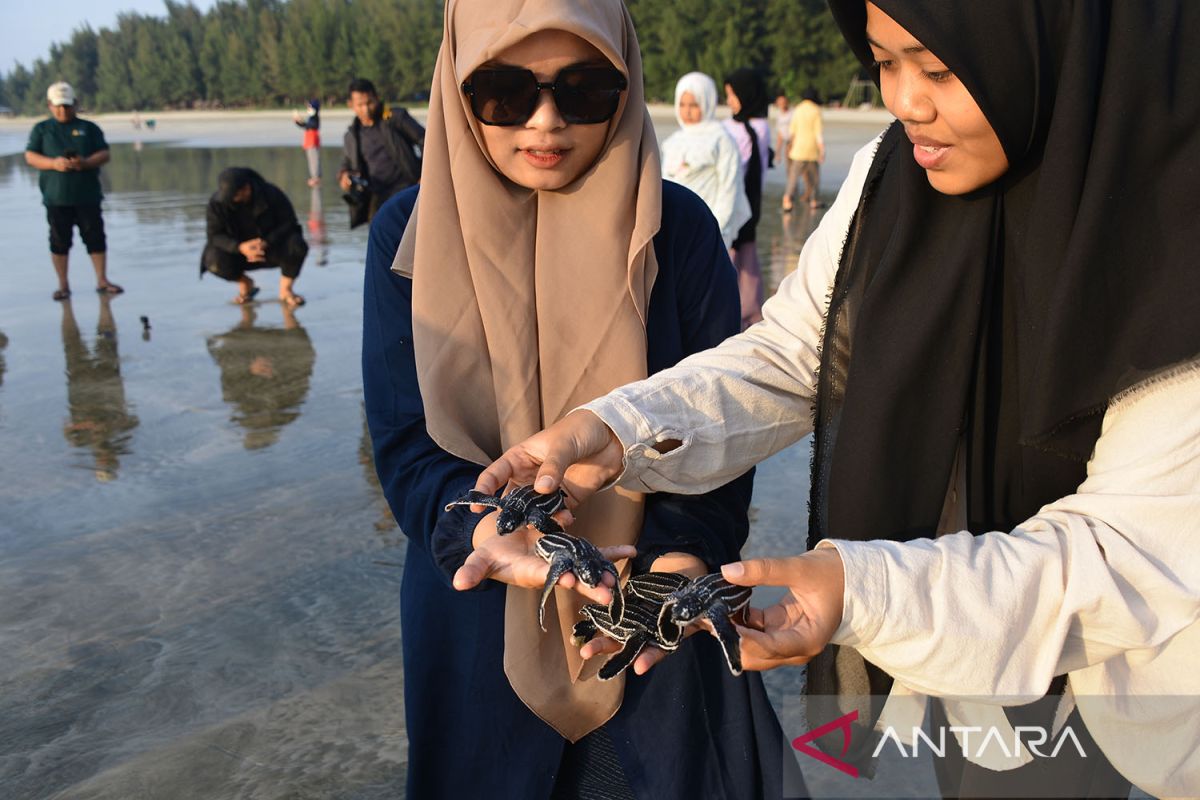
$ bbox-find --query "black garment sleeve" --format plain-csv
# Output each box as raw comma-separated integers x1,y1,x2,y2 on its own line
205,198,240,254
395,109,426,150
633,186,753,573
362,190,497,591
263,185,301,249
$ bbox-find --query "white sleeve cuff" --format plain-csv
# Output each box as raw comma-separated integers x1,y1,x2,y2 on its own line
818,539,889,649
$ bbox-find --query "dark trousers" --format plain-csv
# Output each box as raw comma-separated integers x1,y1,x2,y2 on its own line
201,234,308,282
47,204,106,255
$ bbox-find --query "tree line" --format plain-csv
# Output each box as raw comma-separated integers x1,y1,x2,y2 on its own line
0,0,861,115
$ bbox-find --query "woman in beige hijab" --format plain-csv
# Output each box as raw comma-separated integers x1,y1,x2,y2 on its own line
362,0,802,797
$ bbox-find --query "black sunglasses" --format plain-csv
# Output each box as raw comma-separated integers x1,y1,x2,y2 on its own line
461,65,628,126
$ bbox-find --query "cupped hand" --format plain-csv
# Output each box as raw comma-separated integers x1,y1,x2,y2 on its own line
720,547,845,671
452,511,635,605
473,409,625,507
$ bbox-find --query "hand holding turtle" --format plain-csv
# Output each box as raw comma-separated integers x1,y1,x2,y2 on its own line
452,511,635,607
473,409,626,505
579,552,709,674
720,548,846,671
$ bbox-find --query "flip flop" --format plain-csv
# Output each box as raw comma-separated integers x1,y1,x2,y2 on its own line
282,293,306,308
53,288,71,301
96,283,124,295
235,286,261,305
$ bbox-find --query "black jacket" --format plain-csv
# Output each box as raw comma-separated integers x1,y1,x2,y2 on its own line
340,106,424,197
202,170,302,274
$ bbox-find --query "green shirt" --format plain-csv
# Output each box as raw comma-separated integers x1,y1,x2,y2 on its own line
25,117,108,207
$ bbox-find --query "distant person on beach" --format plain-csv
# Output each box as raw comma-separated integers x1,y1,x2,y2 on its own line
24,81,123,302
337,78,424,227
200,167,309,308
293,98,322,187
362,0,802,797
475,1,1200,797
774,92,795,210
783,88,825,210
722,68,771,328
660,72,750,248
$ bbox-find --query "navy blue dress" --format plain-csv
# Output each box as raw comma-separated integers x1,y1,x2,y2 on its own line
363,183,804,799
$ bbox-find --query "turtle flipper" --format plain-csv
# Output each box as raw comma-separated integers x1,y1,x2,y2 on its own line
604,563,624,624
656,601,684,647
572,618,599,647
443,490,503,512
539,554,575,631
705,603,743,676
527,509,564,535
599,632,649,681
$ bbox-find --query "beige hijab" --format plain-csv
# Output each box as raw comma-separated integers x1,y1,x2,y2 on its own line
393,0,661,741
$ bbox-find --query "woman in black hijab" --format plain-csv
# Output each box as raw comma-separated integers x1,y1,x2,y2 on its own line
475,1,1200,796
723,68,772,329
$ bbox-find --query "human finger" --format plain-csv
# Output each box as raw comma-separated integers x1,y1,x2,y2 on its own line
579,636,623,660
453,547,496,591
632,645,668,674
721,556,805,588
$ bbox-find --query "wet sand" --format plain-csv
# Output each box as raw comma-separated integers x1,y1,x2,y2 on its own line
0,111,952,799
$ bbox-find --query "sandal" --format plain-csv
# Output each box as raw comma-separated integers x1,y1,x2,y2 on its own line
282,292,306,308
96,283,124,295
235,286,260,305
53,288,71,301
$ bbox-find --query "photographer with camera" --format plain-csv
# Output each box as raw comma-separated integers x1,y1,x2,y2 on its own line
24,82,122,302
337,78,425,228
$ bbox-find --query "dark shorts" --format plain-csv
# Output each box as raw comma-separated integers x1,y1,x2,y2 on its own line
47,204,106,255
201,233,309,281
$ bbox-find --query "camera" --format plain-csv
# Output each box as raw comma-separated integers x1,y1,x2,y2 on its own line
343,174,370,206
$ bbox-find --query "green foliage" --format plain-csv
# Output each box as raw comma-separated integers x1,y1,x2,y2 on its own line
0,0,859,113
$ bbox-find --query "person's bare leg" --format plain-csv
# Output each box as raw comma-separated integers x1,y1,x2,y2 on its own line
279,274,305,307
52,253,70,298
235,274,257,304
90,252,123,294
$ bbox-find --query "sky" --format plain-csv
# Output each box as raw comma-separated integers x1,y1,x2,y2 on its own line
2,0,218,72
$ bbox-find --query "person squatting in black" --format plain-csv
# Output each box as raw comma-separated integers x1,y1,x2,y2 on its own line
201,167,309,308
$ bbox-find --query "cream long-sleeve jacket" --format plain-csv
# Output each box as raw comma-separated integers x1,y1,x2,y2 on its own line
660,122,751,249
582,137,1200,798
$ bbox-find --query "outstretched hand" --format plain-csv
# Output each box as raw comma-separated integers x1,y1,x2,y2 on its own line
452,510,636,605
720,547,846,671
474,409,626,506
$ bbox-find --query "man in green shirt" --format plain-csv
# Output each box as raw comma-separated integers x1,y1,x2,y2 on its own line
25,82,123,301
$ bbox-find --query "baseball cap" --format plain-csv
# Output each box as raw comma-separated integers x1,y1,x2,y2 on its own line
47,82,76,106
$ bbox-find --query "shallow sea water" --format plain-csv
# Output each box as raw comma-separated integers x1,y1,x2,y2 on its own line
0,116,941,798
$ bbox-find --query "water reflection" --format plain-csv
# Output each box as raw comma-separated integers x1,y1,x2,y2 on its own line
206,305,315,450
307,184,329,267
60,296,139,481
0,329,8,388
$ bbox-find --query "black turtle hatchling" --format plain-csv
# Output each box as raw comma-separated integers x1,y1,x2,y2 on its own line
534,531,622,631
658,573,753,675
444,484,568,535
572,594,683,681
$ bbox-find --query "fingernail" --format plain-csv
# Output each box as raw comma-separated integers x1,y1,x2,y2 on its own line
722,562,744,579
535,476,554,491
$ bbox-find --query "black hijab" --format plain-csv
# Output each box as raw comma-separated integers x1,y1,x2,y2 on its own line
807,0,1200,768
725,68,770,228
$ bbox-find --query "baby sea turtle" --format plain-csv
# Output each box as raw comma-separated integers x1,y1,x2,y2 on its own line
572,592,683,681
444,484,568,535
658,573,753,675
534,531,622,631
